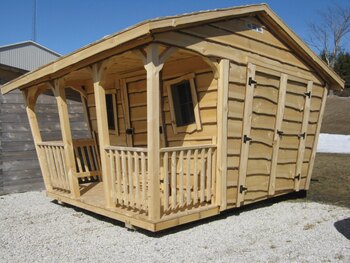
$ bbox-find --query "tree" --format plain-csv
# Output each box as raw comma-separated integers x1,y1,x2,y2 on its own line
309,4,350,68
334,52,350,90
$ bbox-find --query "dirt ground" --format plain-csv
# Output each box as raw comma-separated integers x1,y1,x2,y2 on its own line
321,96,350,134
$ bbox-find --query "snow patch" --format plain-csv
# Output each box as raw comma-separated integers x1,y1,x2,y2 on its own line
317,133,350,153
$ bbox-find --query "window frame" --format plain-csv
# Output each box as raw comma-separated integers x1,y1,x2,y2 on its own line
165,73,202,134
105,89,119,135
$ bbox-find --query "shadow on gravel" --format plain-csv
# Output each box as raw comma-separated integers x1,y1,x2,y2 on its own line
334,218,350,240
50,200,125,228
141,190,307,238
50,191,307,238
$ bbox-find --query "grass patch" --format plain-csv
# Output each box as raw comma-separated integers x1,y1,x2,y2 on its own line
306,153,350,208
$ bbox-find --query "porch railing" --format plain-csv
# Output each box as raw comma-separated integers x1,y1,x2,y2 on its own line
39,140,217,216
72,139,101,181
38,138,101,192
106,146,148,212
37,141,70,192
105,144,217,216
160,145,217,212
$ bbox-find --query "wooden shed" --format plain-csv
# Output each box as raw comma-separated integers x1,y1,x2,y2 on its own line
1,4,344,231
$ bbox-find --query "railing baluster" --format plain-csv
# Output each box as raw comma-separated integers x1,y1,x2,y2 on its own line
59,146,69,190
109,150,116,203
121,150,128,206
55,146,65,189
92,144,100,171
115,150,122,205
186,150,191,206
48,146,58,189
179,150,184,207
86,145,95,173
51,146,60,188
44,146,55,188
193,149,199,203
50,146,60,189
206,148,212,201
80,146,89,173
127,151,133,207
163,152,169,210
74,148,83,174
200,148,206,203
141,151,147,210
171,151,177,209
134,152,140,209
211,149,217,203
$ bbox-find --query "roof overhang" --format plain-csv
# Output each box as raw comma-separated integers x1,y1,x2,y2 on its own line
1,4,344,94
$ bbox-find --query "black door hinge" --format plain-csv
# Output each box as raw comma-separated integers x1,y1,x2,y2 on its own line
249,77,257,86
240,185,248,193
277,130,284,138
126,128,134,135
294,174,301,181
298,132,305,139
243,135,252,144
304,91,311,98
159,126,163,134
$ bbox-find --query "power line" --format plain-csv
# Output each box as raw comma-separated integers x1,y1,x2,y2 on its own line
32,0,37,42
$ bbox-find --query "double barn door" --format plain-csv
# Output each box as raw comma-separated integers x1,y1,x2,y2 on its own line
236,63,313,206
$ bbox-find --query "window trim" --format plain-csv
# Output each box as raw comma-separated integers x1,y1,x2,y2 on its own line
105,89,119,135
165,73,202,134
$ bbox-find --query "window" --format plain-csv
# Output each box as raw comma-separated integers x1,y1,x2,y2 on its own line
171,80,195,126
165,73,202,134
105,90,119,135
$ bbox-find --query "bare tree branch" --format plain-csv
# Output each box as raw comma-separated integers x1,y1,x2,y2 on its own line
308,3,350,68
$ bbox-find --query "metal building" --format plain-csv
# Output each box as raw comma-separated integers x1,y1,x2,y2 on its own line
0,41,60,72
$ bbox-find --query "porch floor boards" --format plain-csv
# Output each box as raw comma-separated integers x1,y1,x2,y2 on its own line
47,182,220,232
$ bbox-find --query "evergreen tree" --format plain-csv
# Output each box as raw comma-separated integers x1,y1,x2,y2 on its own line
334,52,350,89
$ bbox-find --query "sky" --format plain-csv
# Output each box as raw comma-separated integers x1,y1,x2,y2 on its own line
0,0,349,55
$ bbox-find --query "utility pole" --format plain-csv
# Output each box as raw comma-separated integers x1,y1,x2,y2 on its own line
32,0,37,42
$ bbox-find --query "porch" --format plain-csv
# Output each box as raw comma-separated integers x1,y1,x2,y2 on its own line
21,43,226,230
38,139,218,231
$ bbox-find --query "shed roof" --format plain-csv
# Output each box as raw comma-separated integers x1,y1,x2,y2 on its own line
0,41,61,72
1,4,345,94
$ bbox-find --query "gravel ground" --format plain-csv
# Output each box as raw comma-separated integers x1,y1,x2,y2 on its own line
0,191,349,263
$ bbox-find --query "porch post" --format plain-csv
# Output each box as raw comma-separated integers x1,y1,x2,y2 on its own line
144,44,163,220
22,87,53,192
52,80,80,198
92,63,113,208
216,59,229,210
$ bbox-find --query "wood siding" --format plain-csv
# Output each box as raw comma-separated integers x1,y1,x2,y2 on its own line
86,55,217,148
154,15,327,208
